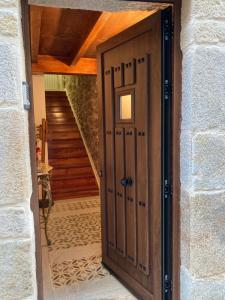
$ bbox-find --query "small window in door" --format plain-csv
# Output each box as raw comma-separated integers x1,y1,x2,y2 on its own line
120,94,132,120
116,89,134,123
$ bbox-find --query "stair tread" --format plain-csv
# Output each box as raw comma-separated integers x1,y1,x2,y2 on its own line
52,190,99,201
52,185,99,193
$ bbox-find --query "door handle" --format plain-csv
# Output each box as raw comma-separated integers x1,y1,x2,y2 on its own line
120,177,133,187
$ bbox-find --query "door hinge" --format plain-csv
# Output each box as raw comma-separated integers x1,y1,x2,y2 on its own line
164,274,172,294
163,19,173,41
164,79,172,101
164,180,172,199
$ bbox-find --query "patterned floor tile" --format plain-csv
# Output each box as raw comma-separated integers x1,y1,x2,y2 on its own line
48,211,101,251
51,255,109,288
45,197,108,289
52,197,100,213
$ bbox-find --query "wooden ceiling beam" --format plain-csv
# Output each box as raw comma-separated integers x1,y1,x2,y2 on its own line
71,12,111,66
30,5,43,63
32,55,97,75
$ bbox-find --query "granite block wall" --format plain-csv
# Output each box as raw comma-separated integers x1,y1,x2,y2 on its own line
0,0,37,299
181,0,225,298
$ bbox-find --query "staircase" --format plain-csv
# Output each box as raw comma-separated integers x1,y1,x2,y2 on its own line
45,91,99,200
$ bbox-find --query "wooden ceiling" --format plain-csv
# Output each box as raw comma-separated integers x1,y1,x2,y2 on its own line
30,6,154,75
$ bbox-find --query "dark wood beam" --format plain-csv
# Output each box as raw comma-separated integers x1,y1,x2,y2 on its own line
30,5,43,63
71,12,111,66
32,55,97,75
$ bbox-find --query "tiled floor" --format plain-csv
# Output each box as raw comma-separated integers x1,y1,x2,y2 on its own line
40,196,137,300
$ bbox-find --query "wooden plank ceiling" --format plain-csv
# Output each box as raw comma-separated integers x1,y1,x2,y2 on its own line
30,6,154,75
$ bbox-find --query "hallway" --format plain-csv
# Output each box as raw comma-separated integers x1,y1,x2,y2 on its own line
41,196,136,299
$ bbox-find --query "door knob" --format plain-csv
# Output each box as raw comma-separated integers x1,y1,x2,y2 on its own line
120,177,133,187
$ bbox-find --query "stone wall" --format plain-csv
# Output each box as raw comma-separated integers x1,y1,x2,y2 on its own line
0,0,37,299
64,75,100,174
180,0,225,298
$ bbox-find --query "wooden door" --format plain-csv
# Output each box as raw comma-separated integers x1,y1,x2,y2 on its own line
98,11,162,300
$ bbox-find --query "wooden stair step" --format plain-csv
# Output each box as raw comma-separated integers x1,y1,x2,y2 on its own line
48,131,81,140
47,114,75,120
52,184,98,194
47,118,76,125
52,173,95,181
52,189,99,200
51,177,97,190
46,96,68,101
52,166,94,178
46,111,74,118
48,124,79,132
46,101,70,107
48,139,84,149
49,147,86,159
49,157,90,167
47,106,73,113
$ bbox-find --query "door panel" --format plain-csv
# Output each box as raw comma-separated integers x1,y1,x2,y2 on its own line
124,59,136,86
115,127,126,256
125,127,137,266
114,64,124,88
104,68,116,249
98,11,162,300
136,54,150,276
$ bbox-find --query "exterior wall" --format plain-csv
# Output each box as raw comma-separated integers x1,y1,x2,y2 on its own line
180,0,225,299
0,1,37,299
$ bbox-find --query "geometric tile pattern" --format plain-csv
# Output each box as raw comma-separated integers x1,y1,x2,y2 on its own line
51,255,109,287
48,211,101,252
47,197,110,288
52,197,100,213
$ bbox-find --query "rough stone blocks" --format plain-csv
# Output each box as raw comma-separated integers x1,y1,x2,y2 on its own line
182,46,225,132
192,133,225,190
0,207,31,238
0,41,21,106
0,109,29,205
190,191,225,277
181,266,225,300
0,239,35,300
0,9,19,37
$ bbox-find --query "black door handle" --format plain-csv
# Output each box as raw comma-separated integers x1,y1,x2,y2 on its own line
120,177,133,187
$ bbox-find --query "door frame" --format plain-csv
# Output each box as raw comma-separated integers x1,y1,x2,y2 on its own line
21,1,181,299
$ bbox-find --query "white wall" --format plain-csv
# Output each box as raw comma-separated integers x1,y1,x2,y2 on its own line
32,74,48,164
44,74,65,91
33,75,46,125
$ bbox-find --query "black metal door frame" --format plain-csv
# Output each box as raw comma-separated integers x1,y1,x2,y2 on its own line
161,7,173,300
